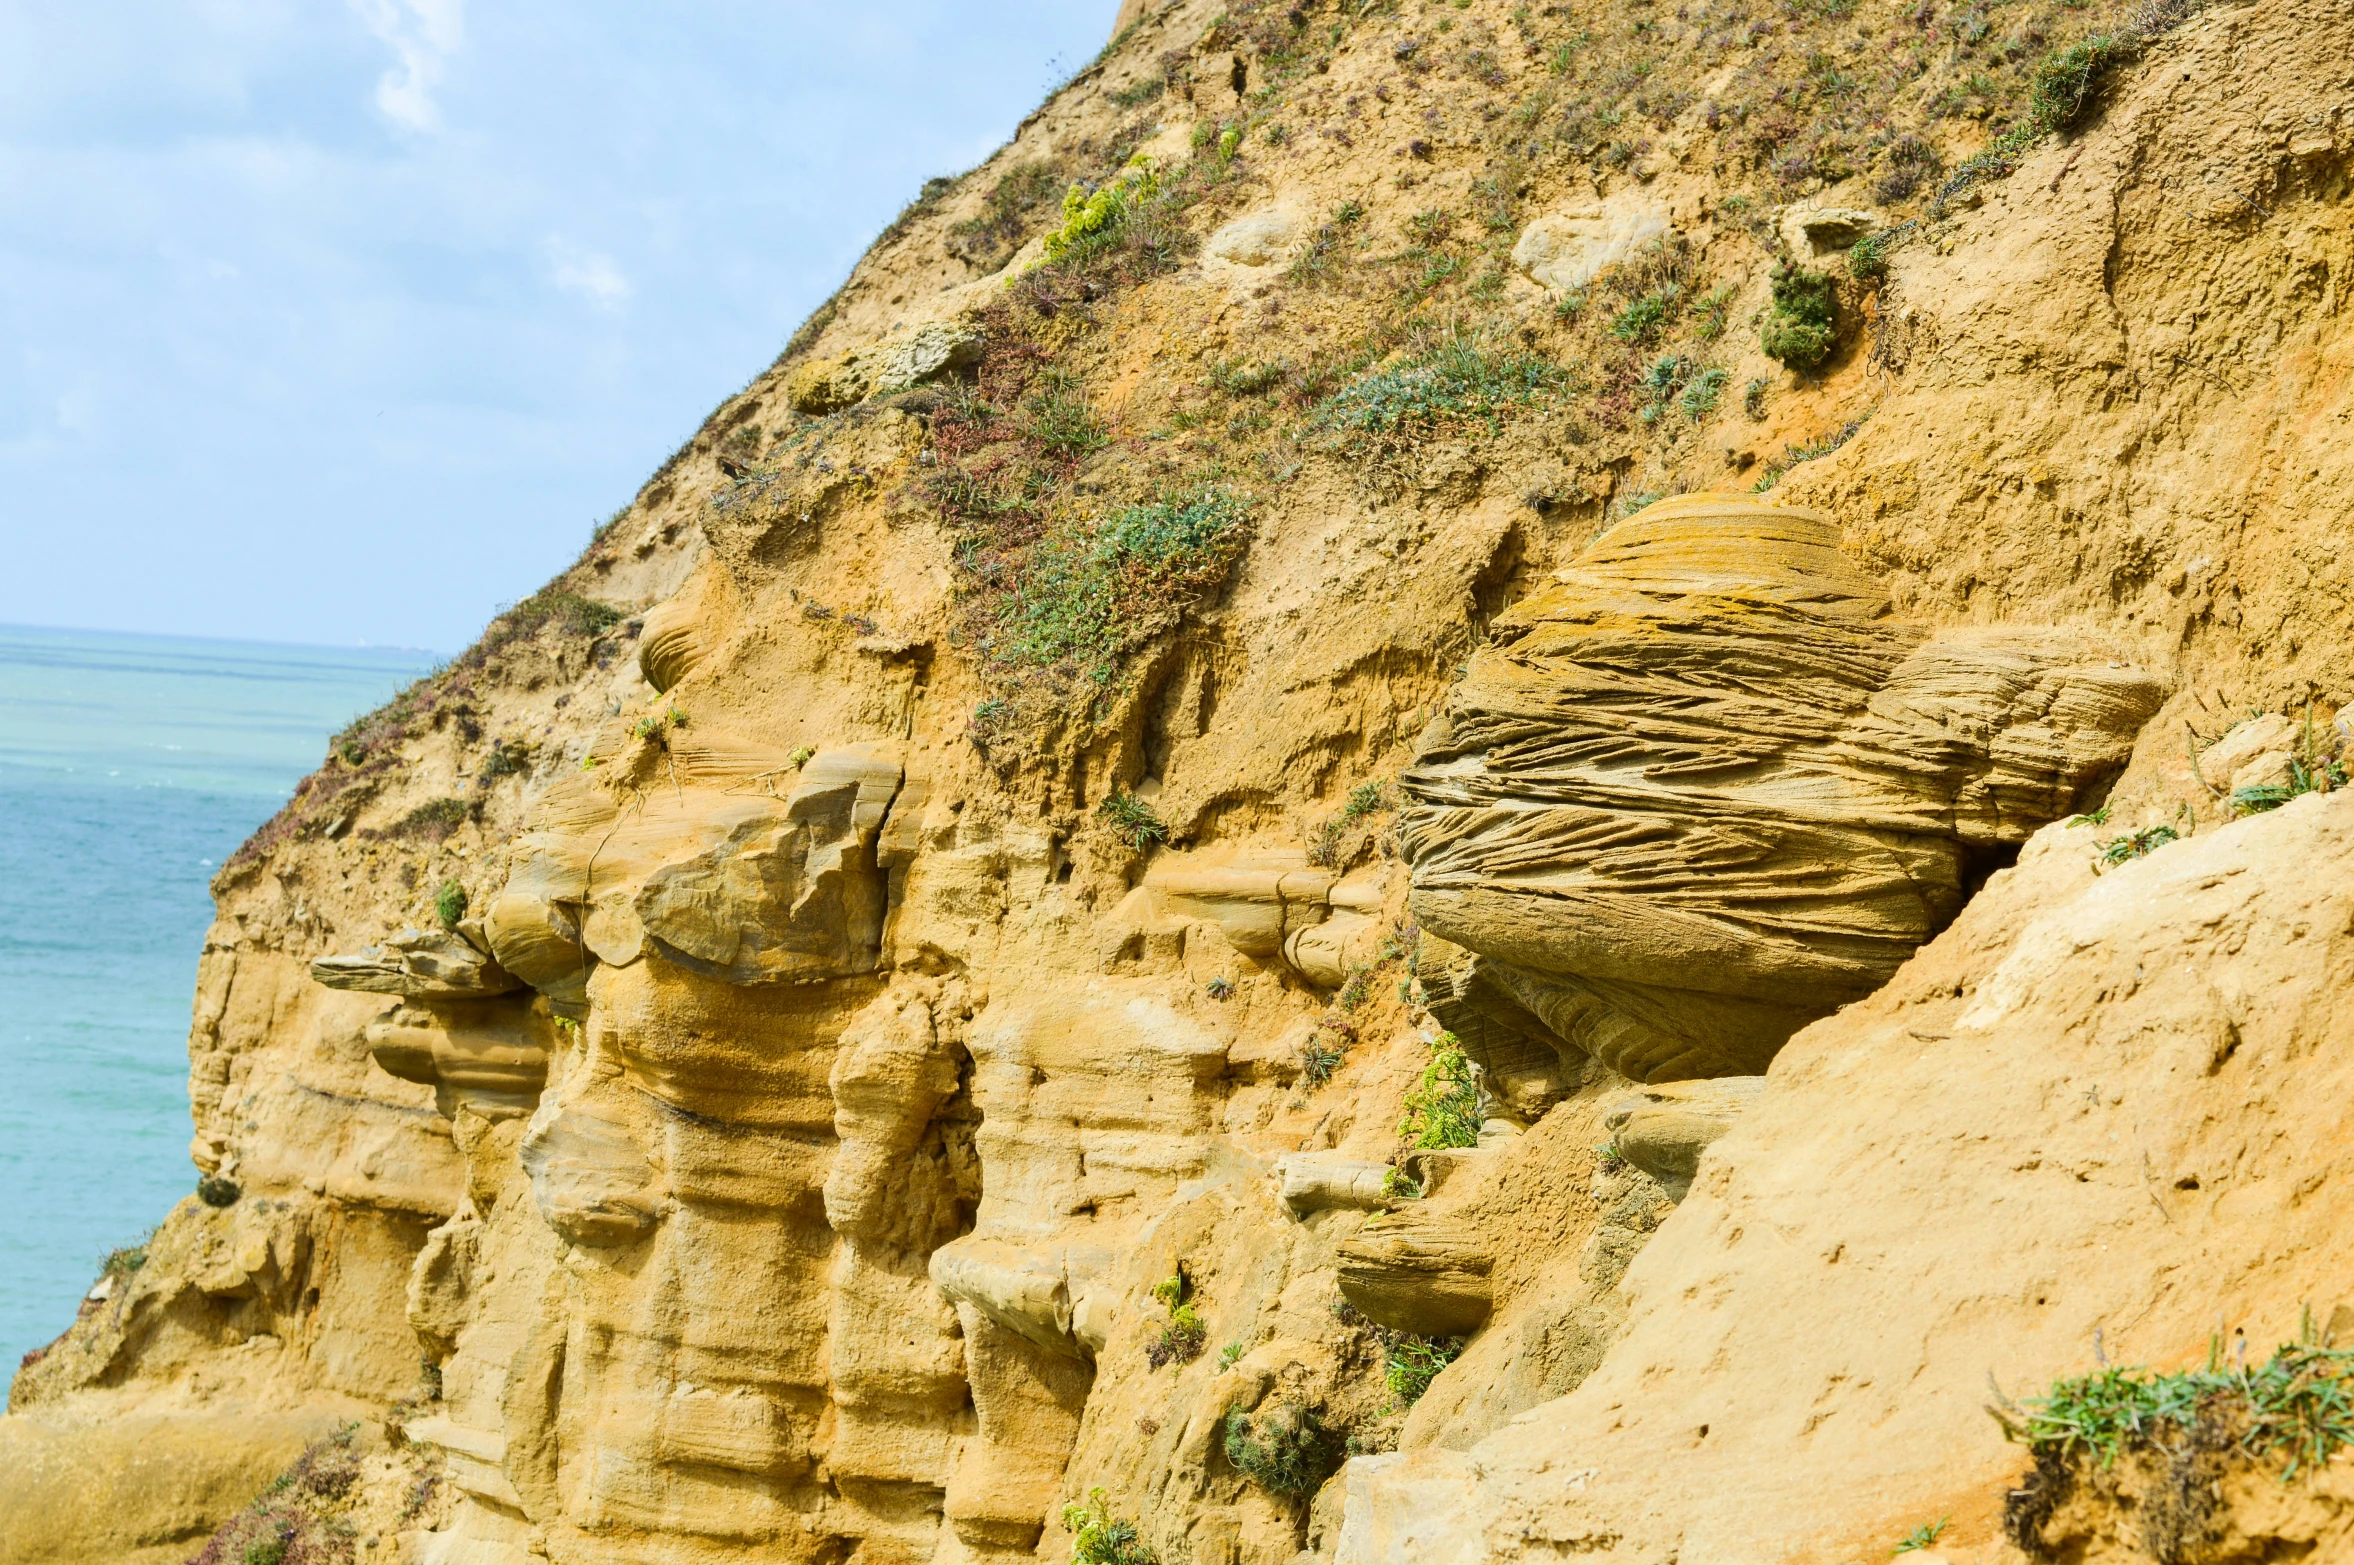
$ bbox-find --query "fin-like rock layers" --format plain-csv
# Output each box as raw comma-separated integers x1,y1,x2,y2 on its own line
1402,495,2165,1082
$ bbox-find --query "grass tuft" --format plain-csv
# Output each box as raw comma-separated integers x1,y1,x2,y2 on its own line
1099,790,1168,850
1998,1330,2354,1481
1382,1330,1466,1406
1223,1399,1343,1495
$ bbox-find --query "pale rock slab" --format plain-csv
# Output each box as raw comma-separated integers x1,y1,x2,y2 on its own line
1510,192,1673,292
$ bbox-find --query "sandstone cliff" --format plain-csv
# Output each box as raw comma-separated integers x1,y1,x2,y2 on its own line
7,0,2354,1562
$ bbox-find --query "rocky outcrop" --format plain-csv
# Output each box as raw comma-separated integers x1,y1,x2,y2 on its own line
14,0,2354,1562
1345,788,2354,1563
1402,495,2164,1082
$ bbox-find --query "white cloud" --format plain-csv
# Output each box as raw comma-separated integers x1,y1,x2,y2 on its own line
546,240,630,310
350,0,465,133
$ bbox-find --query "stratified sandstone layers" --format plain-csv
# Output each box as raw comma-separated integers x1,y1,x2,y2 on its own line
10,0,2354,1561
1402,496,2164,1082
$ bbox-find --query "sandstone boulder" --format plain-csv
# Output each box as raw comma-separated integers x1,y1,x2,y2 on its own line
1401,495,2164,1081
1276,1153,1395,1217
1604,1075,1763,1199
786,320,980,413
1511,192,1673,292
311,927,520,999
1780,202,1883,258
1336,1208,1493,1337
518,1099,660,1247
1204,206,1305,267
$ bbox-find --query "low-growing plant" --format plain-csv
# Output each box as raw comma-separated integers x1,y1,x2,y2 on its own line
476,737,531,784
1062,1488,1159,1565
100,1237,149,1281
947,160,1065,271
1383,1331,1465,1406
1206,976,1235,1001
1678,367,1730,422
386,797,475,844
1206,358,1288,396
1147,1272,1207,1367
1042,155,1160,265
188,1425,365,1565
1848,227,1901,283
1761,259,1837,373
1611,284,1682,345
1995,1325,2354,1480
197,1173,241,1207
1099,790,1168,850
1398,1034,1482,1152
1753,415,1870,492
1223,1399,1344,1495
1743,376,1770,420
1691,284,1737,341
1218,1340,1247,1371
1315,335,1568,450
2097,823,2180,867
1891,1516,1949,1554
981,486,1254,685
433,879,468,930
1300,1035,1345,1087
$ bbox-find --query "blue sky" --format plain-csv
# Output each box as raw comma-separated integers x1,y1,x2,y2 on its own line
0,2,1113,652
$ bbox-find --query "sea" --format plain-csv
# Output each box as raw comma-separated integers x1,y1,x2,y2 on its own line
0,623,436,1375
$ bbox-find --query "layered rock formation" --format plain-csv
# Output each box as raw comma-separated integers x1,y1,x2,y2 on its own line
1403,494,2164,1083
10,0,2354,1562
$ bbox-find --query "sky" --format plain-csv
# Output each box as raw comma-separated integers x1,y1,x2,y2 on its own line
0,1,1116,653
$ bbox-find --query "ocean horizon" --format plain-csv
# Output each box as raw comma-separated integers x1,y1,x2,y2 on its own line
0,621,438,1373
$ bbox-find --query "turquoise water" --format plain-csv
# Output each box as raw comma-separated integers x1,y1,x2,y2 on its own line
0,624,435,1375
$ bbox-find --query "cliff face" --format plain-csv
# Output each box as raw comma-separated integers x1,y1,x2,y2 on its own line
7,1,2354,1562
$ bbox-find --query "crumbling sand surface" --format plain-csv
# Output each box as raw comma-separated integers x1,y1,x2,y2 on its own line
6,0,2354,1561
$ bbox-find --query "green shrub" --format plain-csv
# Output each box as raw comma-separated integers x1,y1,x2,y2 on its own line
1099,790,1167,849
1063,1489,1158,1565
1316,336,1567,443
1300,1034,1345,1087
504,589,624,640
387,797,476,844
476,737,531,784
987,486,1254,682
1023,384,1111,459
434,879,469,930
1341,780,1390,822
1398,1034,1481,1151
2097,823,2179,867
1995,1329,2354,1479
1218,1340,1247,1371
1223,1399,1344,1495
1610,285,1682,344
1147,1272,1207,1367
1752,415,1869,492
197,1174,241,1208
1042,156,1160,264
1761,259,1836,373
100,1240,148,1281
2030,34,2134,133
1678,367,1730,422
1848,224,1912,283
1383,1332,1465,1406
